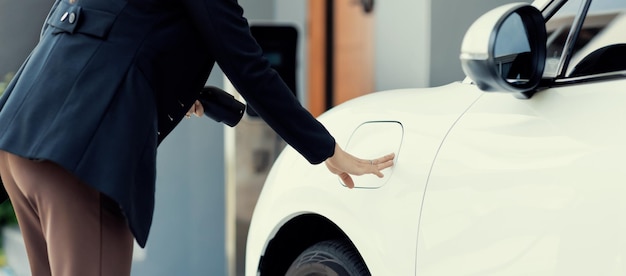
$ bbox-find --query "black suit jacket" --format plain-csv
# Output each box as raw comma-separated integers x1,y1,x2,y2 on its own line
0,0,335,247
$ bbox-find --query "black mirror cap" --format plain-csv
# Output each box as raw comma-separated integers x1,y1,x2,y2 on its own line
460,3,547,96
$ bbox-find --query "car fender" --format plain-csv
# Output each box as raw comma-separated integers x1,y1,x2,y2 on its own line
246,82,484,275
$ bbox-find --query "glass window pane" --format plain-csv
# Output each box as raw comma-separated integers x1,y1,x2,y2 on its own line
544,0,585,77
566,0,626,76
544,0,626,78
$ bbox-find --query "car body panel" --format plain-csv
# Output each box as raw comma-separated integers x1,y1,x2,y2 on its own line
419,77,626,275
246,83,483,275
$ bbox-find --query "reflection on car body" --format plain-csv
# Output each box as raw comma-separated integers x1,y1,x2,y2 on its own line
246,0,626,275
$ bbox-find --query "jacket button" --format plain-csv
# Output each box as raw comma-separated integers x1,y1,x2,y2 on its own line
168,115,174,121
60,12,69,22
68,12,76,24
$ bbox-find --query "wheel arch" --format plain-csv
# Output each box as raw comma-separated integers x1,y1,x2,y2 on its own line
257,213,365,275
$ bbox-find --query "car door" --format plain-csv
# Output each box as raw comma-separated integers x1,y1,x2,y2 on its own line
417,0,626,275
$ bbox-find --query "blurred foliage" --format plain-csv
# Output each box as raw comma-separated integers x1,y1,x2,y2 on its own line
0,73,17,257
0,71,18,248
0,248,5,267
0,200,18,253
0,201,17,227
0,72,15,97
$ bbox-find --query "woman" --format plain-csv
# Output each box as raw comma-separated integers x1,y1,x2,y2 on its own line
0,0,394,275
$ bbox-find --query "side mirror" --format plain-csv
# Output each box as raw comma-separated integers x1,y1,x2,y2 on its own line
460,3,546,99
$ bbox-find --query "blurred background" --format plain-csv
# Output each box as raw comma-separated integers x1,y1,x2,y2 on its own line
0,0,525,275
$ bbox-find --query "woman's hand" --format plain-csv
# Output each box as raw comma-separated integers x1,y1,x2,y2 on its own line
186,100,204,118
324,143,395,189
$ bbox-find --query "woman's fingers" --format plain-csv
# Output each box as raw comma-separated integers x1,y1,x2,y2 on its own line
373,153,395,173
361,153,395,178
325,144,396,188
186,100,204,118
339,173,355,189
193,100,204,117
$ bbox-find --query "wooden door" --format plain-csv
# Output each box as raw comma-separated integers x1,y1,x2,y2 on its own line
308,0,375,117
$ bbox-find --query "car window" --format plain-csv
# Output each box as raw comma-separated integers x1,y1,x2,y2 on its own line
543,0,626,78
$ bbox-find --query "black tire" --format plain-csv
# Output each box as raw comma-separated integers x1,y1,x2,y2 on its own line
285,239,371,276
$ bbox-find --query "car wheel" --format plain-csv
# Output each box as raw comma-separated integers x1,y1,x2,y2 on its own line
285,239,370,276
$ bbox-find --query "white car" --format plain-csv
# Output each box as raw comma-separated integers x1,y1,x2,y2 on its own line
246,0,626,275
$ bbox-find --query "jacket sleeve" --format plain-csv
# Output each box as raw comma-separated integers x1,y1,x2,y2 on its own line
181,0,335,164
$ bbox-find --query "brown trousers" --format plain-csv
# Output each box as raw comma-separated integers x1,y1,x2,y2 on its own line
0,150,133,276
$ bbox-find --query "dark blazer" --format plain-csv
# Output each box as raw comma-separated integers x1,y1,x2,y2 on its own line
0,0,335,247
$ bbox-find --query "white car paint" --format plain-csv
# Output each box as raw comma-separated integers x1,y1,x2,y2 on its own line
247,83,483,275
419,77,626,275
246,0,626,275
